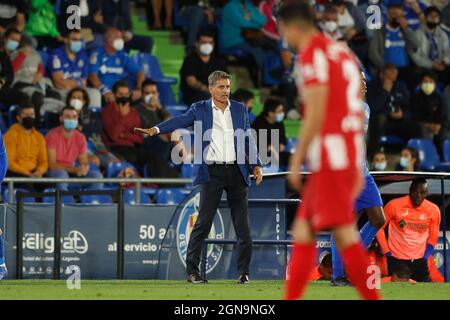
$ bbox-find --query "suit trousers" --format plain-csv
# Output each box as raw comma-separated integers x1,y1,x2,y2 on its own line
186,163,252,276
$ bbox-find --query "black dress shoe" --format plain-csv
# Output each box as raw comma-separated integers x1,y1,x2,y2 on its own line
187,273,207,284
330,276,352,287
237,274,250,284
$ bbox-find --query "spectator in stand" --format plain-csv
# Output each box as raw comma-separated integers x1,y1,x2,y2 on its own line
411,71,443,140
367,64,422,154
49,29,102,109
258,0,281,41
251,98,288,168
101,80,179,178
331,0,369,63
370,150,388,171
396,147,421,171
401,0,428,31
66,87,118,170
442,2,450,37
369,3,420,88
232,88,256,124
88,27,145,104
410,6,450,85
0,0,27,33
0,29,29,109
9,29,61,121
56,0,107,51
102,0,153,53
319,4,345,41
4,104,48,191
134,79,178,162
45,106,103,190
180,29,227,105
376,178,441,282
220,0,268,70
25,0,64,49
177,0,221,51
149,0,173,29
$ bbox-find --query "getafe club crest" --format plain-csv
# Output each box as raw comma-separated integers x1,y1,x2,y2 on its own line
176,191,224,274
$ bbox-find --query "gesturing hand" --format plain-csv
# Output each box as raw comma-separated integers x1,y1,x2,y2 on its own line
133,127,158,137
253,166,263,186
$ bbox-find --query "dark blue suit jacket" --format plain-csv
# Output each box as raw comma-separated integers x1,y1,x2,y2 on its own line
157,99,262,186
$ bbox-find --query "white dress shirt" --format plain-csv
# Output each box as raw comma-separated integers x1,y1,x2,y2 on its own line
205,100,236,163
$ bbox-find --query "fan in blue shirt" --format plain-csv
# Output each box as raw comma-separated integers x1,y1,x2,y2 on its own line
50,29,89,89
88,28,144,103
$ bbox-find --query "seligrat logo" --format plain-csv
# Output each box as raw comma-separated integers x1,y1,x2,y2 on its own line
176,192,224,274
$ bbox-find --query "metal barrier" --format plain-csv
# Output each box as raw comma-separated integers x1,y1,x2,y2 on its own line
15,188,125,280
3,177,193,204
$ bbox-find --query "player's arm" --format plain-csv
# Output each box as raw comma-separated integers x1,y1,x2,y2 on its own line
287,84,328,191
424,205,441,259
376,201,394,255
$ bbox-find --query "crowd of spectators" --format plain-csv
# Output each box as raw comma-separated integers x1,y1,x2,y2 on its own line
0,0,449,192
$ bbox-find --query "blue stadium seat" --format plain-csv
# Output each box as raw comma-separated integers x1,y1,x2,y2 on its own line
38,50,50,75
285,138,298,154
79,194,113,204
123,188,151,204
379,135,405,146
443,140,450,162
2,188,36,204
407,139,450,171
181,163,194,178
155,188,186,205
107,162,135,178
42,188,74,204
130,53,177,105
165,105,188,117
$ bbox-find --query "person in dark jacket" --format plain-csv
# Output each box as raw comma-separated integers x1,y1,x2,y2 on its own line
412,71,444,140
367,64,422,153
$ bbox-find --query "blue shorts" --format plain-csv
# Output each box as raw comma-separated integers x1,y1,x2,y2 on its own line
355,174,383,213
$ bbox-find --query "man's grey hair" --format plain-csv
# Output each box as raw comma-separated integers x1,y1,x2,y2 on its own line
208,70,231,86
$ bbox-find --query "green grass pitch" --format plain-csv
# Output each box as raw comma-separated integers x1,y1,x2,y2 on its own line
0,280,449,300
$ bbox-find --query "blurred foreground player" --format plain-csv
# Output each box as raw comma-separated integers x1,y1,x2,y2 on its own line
0,131,8,280
278,1,380,300
330,71,386,286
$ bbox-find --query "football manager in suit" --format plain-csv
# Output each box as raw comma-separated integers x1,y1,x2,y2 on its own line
135,70,263,284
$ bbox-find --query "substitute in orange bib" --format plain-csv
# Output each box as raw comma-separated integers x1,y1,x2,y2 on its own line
376,178,441,282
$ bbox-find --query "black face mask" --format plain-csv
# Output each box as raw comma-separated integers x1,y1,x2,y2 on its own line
22,117,35,129
426,21,439,29
390,18,400,28
116,96,130,106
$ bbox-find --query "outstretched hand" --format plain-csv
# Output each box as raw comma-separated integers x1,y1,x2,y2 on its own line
133,127,158,137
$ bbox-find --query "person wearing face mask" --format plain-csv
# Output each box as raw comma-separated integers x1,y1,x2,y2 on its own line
410,6,450,84
102,80,180,178
0,28,30,111
49,29,102,109
4,105,48,191
371,150,388,171
180,29,227,105
369,3,420,87
88,27,145,104
251,98,288,167
45,106,103,190
396,147,421,171
319,4,345,41
412,72,444,140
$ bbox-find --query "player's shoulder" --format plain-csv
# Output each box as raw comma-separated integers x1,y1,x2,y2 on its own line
423,199,440,214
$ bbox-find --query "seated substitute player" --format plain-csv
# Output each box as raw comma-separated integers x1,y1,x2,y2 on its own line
279,1,380,300
330,71,386,286
0,130,8,280
376,178,441,282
